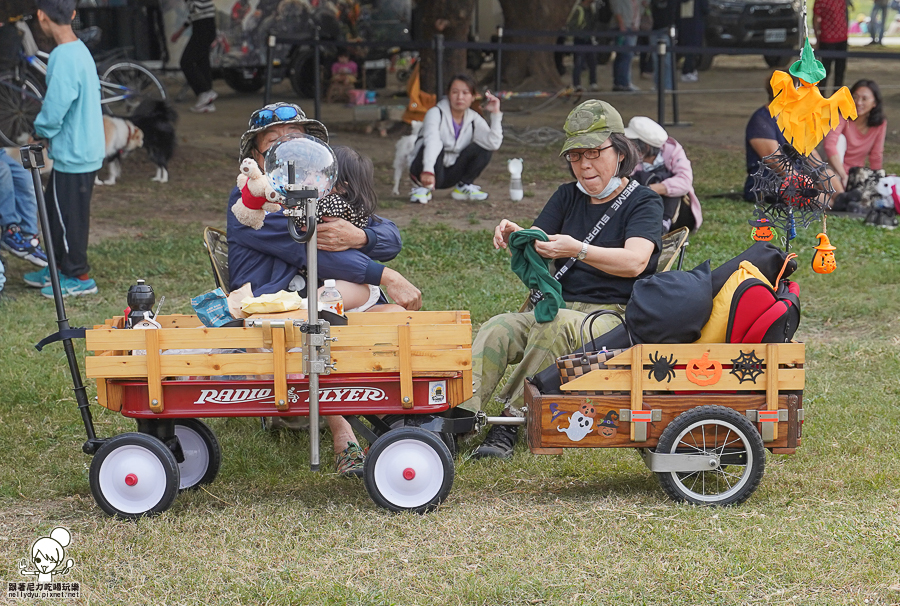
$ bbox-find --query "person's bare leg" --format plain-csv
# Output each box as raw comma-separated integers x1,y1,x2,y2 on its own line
368,304,407,312
321,281,371,310
326,415,358,453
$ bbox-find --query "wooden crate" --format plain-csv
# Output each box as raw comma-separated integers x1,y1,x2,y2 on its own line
87,311,472,414
525,342,804,453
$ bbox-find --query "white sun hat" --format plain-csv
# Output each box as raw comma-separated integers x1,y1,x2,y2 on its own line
623,116,669,148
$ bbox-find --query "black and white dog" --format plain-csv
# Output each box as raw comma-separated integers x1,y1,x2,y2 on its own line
96,99,177,185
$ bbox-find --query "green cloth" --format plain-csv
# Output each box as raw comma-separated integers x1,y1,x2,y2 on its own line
508,229,565,323
789,39,826,85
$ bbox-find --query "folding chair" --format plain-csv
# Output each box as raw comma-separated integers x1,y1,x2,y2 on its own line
203,226,230,295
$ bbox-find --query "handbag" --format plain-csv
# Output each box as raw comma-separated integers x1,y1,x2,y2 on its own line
556,310,633,385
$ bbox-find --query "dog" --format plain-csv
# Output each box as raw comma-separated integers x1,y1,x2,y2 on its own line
391,120,422,195
95,115,144,186
95,99,177,185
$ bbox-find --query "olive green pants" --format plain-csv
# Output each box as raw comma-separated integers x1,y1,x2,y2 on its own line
466,301,625,416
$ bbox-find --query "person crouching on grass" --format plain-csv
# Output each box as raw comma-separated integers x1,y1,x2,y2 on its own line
25,0,105,298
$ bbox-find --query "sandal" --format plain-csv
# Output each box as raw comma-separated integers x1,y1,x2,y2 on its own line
335,441,366,477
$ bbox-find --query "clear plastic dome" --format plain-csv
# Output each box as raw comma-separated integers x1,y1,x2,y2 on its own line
265,133,337,199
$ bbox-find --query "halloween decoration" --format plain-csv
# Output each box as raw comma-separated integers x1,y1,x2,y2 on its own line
811,232,837,274
549,403,563,422
730,350,765,384
647,351,677,383
598,411,619,438
580,402,598,419
749,209,775,242
685,352,723,386
750,143,832,233
557,411,594,442
767,40,856,156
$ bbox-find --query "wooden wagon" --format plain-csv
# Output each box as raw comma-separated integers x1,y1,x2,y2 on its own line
524,342,805,505
83,310,476,517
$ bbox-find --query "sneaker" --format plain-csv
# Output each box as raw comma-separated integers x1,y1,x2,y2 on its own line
192,90,218,109
612,83,641,92
190,102,216,114
451,183,489,201
24,265,52,288
472,422,518,460
335,441,366,477
40,275,98,299
1,225,48,267
589,83,600,91
410,186,432,204
680,71,699,83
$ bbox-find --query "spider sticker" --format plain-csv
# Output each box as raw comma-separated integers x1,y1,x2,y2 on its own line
647,351,677,383
730,350,765,384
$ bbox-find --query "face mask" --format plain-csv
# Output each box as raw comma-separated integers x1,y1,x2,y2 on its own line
641,152,664,172
576,157,622,200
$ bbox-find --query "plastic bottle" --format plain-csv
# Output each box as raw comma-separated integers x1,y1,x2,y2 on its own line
508,158,524,201
126,279,155,328
319,279,344,316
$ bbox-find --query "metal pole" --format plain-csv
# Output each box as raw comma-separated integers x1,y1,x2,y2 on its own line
20,145,96,445
656,35,666,125
264,34,275,105
313,25,321,121
435,33,444,97
305,193,320,471
495,26,503,93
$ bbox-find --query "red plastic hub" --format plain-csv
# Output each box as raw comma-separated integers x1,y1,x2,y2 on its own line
402,468,416,481
124,473,138,486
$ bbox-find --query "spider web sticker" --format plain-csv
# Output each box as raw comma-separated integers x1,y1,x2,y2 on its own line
730,350,765,384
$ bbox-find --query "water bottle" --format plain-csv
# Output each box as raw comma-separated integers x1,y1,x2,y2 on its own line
319,279,344,316
126,279,155,328
508,158,524,201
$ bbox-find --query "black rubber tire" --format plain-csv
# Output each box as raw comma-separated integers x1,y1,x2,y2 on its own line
222,67,265,93
173,419,221,491
655,405,765,506
0,72,44,147
364,427,454,513
89,432,180,519
764,54,790,68
289,51,329,98
381,414,459,458
100,61,167,116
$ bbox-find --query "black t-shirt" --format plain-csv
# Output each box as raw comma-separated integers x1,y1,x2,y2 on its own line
533,181,664,304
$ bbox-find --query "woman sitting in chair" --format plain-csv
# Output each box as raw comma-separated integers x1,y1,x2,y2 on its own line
462,99,664,460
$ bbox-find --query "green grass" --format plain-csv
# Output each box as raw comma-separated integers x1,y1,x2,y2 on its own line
1,145,899,604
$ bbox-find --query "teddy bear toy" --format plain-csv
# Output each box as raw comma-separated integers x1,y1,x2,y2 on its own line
875,175,900,214
232,158,284,230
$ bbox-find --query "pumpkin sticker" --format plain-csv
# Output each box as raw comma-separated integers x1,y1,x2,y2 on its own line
685,352,722,386
749,209,775,242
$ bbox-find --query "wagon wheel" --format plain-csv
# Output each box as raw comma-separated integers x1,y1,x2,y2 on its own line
89,433,180,519
380,414,459,458
364,427,454,513
654,405,765,506
174,419,221,491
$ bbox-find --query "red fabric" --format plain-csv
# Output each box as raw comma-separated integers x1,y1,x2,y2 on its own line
728,281,775,342
240,182,267,210
744,301,790,342
814,0,848,43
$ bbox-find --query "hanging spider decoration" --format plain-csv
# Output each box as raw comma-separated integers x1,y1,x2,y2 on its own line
730,350,765,384
647,351,677,383
750,143,833,231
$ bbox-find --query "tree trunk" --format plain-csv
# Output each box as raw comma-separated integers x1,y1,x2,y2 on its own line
496,0,569,90
418,0,478,95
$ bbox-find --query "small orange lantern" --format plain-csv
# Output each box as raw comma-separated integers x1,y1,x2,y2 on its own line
811,232,836,274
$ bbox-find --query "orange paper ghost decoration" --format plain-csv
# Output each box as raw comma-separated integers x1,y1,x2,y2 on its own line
768,40,857,156
812,232,837,274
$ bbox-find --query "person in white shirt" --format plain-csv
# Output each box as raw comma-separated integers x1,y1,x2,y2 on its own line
408,74,503,203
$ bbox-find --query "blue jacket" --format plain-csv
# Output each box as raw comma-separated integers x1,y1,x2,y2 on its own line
33,40,104,173
226,186,402,295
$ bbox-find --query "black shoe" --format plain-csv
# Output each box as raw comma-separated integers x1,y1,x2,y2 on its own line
472,423,518,460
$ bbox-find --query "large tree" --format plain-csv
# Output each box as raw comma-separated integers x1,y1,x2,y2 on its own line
417,0,478,95
496,0,569,90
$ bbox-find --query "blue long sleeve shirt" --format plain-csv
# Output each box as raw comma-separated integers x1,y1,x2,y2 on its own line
226,186,402,295
34,39,104,174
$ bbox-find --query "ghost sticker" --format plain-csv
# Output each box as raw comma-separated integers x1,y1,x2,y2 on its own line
597,410,619,438
557,411,594,442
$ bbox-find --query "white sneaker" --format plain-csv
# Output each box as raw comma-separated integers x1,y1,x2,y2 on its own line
589,83,600,91
410,186,432,204
192,90,218,110
191,102,216,113
680,71,698,83
451,183,489,201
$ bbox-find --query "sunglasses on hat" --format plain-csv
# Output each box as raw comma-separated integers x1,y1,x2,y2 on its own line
249,103,304,129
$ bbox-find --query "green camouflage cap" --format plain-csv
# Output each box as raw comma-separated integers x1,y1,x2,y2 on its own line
560,99,625,156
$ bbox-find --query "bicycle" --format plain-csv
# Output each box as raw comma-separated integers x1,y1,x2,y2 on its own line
0,20,167,147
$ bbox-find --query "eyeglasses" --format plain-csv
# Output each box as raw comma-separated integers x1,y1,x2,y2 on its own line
564,144,613,163
249,103,303,129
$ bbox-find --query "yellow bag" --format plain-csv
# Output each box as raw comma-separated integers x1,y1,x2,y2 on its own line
694,261,773,343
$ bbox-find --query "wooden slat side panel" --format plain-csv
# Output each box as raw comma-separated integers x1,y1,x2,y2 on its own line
345,310,470,325
532,393,792,449
605,342,805,367
398,325,414,408
562,367,804,392
145,331,163,413
331,324,471,347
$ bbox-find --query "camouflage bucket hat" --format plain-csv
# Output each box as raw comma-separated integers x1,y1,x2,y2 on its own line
560,100,625,156
239,102,329,161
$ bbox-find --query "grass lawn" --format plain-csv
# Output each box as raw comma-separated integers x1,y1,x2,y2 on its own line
0,139,899,604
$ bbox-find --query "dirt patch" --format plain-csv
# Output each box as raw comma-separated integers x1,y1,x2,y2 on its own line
87,54,899,240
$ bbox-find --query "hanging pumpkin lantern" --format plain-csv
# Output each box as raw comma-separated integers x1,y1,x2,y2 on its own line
811,232,837,274
685,352,723,387
749,210,775,242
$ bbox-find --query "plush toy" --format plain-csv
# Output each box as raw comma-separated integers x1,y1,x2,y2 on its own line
875,175,900,213
232,158,284,230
